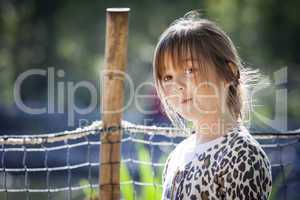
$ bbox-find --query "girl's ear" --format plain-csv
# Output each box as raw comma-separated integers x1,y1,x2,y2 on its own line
228,62,238,77
224,79,231,88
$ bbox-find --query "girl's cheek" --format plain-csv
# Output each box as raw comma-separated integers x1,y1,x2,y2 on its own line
162,85,172,96
166,94,179,105
163,84,179,98
192,87,220,113
163,91,180,107
193,98,218,114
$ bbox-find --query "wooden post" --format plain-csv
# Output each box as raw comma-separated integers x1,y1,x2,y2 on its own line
100,8,129,200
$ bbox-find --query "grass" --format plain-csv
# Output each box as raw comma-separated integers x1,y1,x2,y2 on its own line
80,143,167,200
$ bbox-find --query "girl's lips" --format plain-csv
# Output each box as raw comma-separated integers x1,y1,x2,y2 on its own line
181,98,192,104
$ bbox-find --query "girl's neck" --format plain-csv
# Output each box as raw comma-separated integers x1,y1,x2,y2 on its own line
193,113,238,145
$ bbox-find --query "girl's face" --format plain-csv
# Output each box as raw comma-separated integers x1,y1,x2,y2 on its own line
161,54,228,121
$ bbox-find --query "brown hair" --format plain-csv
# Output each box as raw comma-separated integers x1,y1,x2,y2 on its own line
153,11,255,130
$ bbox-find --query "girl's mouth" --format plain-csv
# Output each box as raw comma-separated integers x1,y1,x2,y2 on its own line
181,98,192,104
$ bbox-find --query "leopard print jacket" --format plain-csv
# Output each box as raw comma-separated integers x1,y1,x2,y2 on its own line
161,125,272,200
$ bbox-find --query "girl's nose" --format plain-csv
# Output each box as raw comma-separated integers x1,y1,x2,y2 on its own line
174,77,186,92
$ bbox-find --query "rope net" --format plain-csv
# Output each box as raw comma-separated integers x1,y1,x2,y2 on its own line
0,120,299,200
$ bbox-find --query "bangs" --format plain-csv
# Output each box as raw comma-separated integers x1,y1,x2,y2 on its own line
154,30,213,83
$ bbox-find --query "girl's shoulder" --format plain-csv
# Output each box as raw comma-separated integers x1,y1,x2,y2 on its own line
168,133,196,159
224,125,272,170
220,125,273,199
229,125,267,154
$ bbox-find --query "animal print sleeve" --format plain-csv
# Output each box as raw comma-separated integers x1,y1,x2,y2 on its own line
223,144,272,200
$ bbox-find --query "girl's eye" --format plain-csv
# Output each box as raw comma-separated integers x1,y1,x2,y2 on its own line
163,75,172,82
185,67,194,74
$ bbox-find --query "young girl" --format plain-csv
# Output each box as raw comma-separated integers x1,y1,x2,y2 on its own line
153,11,272,200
